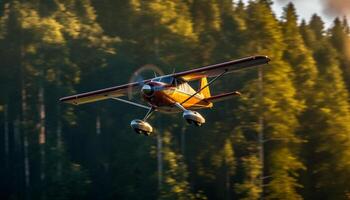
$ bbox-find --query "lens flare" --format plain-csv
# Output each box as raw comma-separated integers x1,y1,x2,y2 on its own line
323,0,350,18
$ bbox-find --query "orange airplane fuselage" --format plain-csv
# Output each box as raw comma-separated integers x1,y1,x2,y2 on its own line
142,81,212,113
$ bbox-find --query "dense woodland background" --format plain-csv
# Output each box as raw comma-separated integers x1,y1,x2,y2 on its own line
1,0,350,199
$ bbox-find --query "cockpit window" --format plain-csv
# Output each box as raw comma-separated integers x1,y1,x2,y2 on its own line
152,77,161,82
160,76,174,84
152,76,174,85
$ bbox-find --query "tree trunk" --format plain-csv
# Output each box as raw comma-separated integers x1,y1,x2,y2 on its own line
4,104,9,168
258,66,265,199
21,84,30,197
56,113,62,179
157,127,163,190
180,127,186,156
38,86,46,199
96,115,101,135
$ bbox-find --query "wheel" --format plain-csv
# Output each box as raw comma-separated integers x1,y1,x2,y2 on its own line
134,129,142,134
186,119,193,124
194,122,202,127
143,131,151,136
131,120,153,135
186,119,202,127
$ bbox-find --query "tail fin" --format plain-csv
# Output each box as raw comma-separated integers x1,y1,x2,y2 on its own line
199,77,211,98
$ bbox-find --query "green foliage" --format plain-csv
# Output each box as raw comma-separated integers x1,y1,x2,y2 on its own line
304,40,350,200
1,1,350,200
281,3,318,100
159,131,202,200
329,17,350,91
237,1,304,199
235,155,262,200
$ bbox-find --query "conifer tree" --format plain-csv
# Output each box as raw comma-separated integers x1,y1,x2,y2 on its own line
0,0,114,198
329,17,350,91
126,0,196,66
309,14,324,41
300,17,350,199
235,155,262,200
189,0,222,64
299,19,317,50
212,0,245,60
281,3,318,100
280,7,321,198
159,131,204,200
236,1,304,199
2,1,350,199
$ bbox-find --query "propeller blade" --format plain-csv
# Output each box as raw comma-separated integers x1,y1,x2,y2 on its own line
127,64,164,100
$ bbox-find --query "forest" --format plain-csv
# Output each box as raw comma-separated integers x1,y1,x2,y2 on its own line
1,0,350,199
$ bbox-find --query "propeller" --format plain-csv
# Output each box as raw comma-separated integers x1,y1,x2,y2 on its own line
127,64,164,100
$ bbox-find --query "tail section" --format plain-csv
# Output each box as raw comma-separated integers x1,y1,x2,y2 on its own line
199,77,211,98
205,91,241,103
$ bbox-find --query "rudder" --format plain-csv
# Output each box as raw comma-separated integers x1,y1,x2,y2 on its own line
199,77,211,98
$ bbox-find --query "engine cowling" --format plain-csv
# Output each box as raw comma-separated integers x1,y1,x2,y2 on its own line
130,119,153,136
141,84,154,97
183,110,205,126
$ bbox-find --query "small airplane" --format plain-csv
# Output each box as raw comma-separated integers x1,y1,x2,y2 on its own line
60,55,270,136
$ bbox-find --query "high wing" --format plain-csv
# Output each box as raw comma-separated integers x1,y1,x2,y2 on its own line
174,55,270,81
60,55,270,105
59,80,150,105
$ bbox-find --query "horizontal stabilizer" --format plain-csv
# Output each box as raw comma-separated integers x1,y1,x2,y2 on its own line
205,91,241,103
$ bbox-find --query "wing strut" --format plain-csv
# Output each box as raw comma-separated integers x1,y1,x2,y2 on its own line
110,97,151,110
180,69,228,105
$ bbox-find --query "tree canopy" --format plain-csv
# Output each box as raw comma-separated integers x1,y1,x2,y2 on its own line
1,1,350,200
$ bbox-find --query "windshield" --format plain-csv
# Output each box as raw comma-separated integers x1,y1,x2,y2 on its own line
152,76,174,85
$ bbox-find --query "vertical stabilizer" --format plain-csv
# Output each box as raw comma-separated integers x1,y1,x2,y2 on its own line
199,77,211,98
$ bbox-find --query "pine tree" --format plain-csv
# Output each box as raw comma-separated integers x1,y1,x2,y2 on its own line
159,131,204,200
300,17,350,198
212,0,246,60
329,17,350,91
189,0,222,64
309,14,324,41
126,0,196,66
236,1,304,199
299,19,317,50
281,3,318,100
235,155,262,200
310,43,350,200
0,0,114,198
280,7,323,199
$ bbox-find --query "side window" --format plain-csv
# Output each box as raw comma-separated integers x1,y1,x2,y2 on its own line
178,83,184,91
152,77,161,82
172,78,177,86
159,76,173,84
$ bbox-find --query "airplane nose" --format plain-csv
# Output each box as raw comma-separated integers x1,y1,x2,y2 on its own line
142,84,153,96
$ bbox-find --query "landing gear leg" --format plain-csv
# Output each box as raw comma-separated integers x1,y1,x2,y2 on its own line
174,102,187,112
143,107,155,121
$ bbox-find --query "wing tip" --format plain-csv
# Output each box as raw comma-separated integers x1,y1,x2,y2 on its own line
254,55,271,63
59,96,80,105
59,96,71,103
